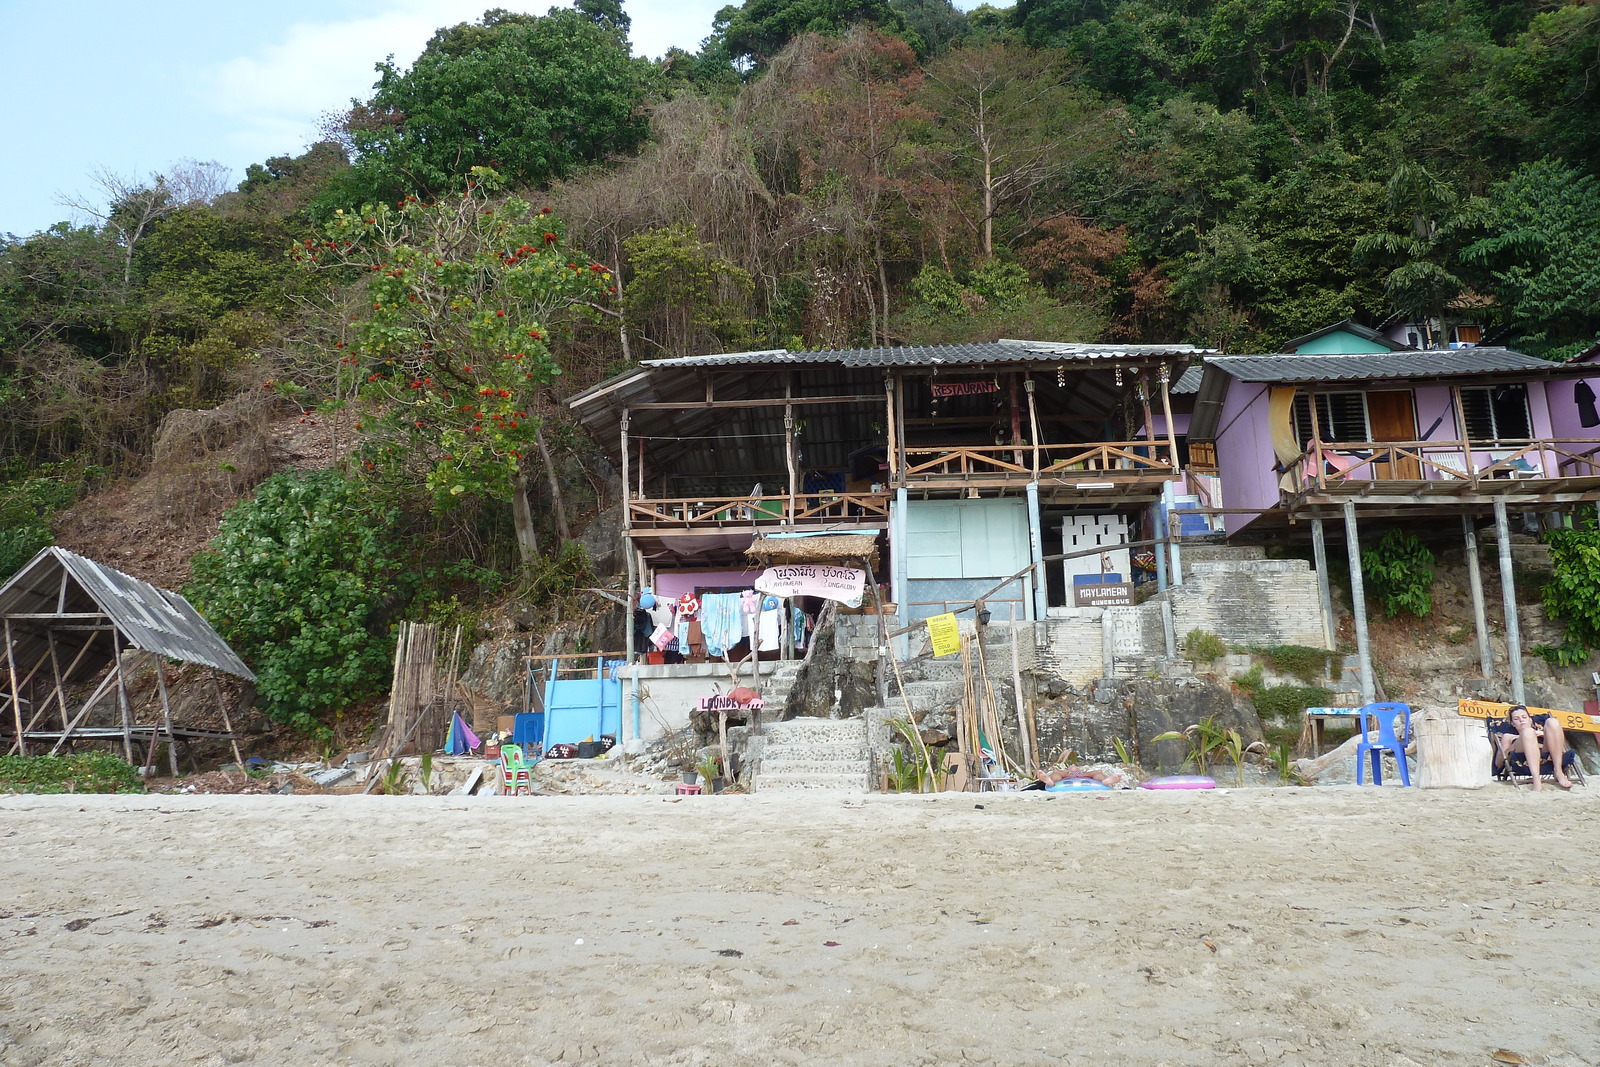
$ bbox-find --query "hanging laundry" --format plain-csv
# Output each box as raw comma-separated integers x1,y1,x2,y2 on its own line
700,592,745,657
792,606,807,652
758,606,781,652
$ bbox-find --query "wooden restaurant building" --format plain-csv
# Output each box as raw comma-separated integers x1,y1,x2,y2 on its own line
567,339,1204,651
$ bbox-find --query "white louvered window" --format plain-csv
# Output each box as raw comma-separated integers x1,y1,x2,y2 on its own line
1292,392,1370,446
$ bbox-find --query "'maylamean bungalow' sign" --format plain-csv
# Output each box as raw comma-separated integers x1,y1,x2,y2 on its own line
754,565,866,605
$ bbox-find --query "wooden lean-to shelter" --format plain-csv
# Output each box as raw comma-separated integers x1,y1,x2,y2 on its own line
0,547,255,774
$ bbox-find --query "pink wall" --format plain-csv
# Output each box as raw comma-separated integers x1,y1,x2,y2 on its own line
1546,376,1600,441
651,569,763,599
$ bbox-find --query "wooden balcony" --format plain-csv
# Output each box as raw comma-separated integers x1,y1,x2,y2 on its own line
1285,439,1600,511
627,492,890,531
901,440,1179,488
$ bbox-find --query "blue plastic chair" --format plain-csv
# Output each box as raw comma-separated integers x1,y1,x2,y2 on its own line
1355,702,1412,786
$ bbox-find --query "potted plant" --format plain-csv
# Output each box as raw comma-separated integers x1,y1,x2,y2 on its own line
696,753,724,793
681,758,699,786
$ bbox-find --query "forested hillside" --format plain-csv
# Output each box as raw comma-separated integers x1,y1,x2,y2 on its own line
2,0,1597,732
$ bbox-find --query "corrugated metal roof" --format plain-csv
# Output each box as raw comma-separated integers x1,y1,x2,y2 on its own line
1171,365,1203,395
0,547,255,681
1208,348,1557,383
643,339,1206,370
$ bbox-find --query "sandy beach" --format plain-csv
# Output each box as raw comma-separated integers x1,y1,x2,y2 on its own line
3,786,1598,1066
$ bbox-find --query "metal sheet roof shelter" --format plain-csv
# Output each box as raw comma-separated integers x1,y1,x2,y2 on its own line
1,547,254,771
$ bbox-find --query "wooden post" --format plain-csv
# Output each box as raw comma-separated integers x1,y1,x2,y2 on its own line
210,674,247,777
784,377,798,524
1307,390,1324,490
884,376,899,485
46,631,70,734
1494,498,1526,704
1342,501,1376,704
47,667,121,756
1158,364,1181,475
894,372,907,481
1025,377,1042,476
113,630,134,764
152,654,180,777
1311,518,1336,650
5,619,26,755
1008,373,1025,468
864,556,889,710
1462,515,1494,678
1137,371,1158,461
1451,385,1477,487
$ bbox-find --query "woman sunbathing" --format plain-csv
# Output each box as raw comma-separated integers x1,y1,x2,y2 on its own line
1492,705,1573,791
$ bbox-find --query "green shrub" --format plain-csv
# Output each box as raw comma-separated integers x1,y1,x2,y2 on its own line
1234,663,1264,695
1252,644,1339,684
1361,530,1435,618
187,470,414,733
1542,527,1600,661
1184,628,1227,662
0,753,144,794
0,462,107,581
528,541,593,602
1252,684,1334,724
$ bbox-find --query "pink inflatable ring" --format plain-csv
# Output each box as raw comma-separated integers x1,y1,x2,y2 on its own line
1140,775,1216,790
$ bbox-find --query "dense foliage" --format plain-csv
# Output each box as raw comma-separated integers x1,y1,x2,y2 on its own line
187,470,412,732
1541,526,1600,665
0,753,145,794
1360,529,1436,619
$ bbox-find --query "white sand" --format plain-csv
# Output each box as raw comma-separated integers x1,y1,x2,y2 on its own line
3,786,1598,1066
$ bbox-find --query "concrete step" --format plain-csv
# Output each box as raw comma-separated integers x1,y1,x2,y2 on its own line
757,772,872,792
761,758,870,777
760,740,868,762
762,719,868,745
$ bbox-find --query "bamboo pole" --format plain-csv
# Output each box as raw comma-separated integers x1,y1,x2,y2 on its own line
1025,377,1042,477
1462,515,1494,678
1008,604,1032,777
46,631,69,735
113,631,134,763
1158,364,1181,475
152,654,180,777
884,376,899,484
210,673,246,780
5,620,27,755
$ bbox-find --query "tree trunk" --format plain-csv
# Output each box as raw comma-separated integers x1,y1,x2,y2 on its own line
509,465,540,566
534,420,571,544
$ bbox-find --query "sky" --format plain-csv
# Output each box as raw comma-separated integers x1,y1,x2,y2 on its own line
0,1,990,241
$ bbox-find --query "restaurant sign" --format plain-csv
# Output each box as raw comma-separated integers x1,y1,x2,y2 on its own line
929,378,1000,399
754,565,866,605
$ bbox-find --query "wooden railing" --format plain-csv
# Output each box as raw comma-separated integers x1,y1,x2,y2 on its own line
627,492,890,529
1288,439,1600,492
902,440,1178,482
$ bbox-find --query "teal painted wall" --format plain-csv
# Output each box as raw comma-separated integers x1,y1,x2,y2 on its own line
1292,331,1390,354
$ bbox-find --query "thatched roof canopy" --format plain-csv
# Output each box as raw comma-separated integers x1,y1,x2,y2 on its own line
746,533,879,567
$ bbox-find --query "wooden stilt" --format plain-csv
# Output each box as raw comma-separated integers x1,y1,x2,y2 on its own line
5,619,28,755
1158,364,1181,475
1494,498,1526,704
1462,515,1494,678
152,654,180,777
1311,518,1335,651
1342,501,1377,705
113,631,134,764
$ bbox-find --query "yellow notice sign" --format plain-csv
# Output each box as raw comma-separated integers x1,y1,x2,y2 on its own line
1458,699,1600,735
926,612,961,658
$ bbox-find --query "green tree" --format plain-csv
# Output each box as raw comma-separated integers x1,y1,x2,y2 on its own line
329,7,653,210
622,223,756,354
1455,159,1600,354
707,0,916,71
298,169,613,564
187,470,411,733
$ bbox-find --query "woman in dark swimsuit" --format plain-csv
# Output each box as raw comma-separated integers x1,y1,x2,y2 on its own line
1492,704,1573,791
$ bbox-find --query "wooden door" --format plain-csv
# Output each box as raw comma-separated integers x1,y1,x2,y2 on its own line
1367,391,1421,479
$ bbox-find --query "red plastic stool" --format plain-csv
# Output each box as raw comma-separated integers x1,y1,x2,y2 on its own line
675,783,702,795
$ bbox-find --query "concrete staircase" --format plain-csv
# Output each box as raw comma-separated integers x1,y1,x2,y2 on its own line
753,716,882,792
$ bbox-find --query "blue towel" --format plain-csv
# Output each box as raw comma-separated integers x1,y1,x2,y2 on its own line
700,592,746,657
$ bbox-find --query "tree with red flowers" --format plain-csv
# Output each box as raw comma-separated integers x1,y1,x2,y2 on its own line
294,167,612,564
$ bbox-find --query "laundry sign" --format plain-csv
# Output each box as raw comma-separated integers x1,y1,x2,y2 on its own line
754,565,866,605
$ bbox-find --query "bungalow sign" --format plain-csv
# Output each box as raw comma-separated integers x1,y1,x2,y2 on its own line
754,565,866,605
